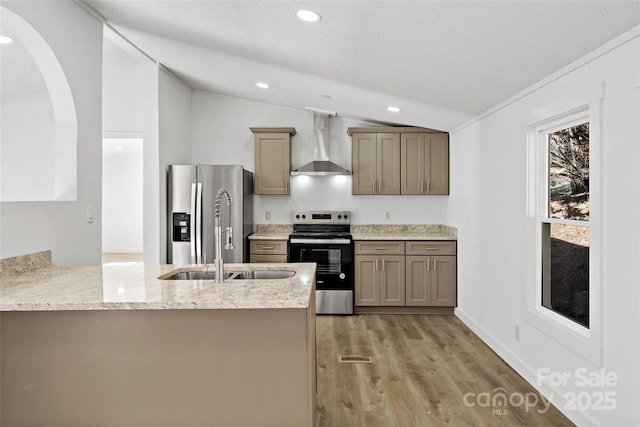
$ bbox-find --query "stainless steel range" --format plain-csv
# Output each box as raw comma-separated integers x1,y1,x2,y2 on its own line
288,211,354,315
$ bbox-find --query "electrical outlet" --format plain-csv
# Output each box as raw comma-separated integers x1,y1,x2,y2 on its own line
515,325,520,341
86,206,94,224
385,211,391,220
265,211,271,221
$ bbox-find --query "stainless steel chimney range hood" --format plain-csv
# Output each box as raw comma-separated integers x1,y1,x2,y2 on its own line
291,109,351,176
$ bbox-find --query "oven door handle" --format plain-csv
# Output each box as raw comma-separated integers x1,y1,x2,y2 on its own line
289,238,352,245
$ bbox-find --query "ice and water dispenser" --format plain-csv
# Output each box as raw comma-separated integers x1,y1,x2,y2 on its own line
172,213,191,242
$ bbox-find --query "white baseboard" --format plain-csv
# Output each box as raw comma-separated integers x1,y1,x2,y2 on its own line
454,307,599,427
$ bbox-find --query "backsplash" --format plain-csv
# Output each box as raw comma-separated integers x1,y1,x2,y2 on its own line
0,250,52,276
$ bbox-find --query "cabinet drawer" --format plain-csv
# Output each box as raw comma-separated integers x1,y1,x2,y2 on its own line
250,240,287,255
355,241,405,255
250,254,288,263
405,241,456,256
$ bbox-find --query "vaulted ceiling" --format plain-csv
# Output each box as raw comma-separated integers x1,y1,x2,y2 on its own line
86,1,640,130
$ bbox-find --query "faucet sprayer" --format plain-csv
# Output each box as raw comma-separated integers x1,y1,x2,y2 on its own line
214,188,233,282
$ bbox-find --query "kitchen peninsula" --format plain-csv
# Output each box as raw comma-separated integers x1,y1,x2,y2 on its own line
0,255,316,427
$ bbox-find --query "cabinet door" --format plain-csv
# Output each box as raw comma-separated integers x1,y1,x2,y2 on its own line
425,133,449,195
431,256,456,306
254,133,290,195
405,256,430,306
351,133,377,195
355,255,379,305
376,133,401,195
379,255,405,306
400,133,425,194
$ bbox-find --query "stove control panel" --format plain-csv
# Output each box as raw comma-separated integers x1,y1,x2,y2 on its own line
293,210,351,224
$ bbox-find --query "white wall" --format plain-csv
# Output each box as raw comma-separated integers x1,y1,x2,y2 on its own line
102,36,144,136
0,93,56,201
144,68,192,264
448,32,640,426
191,91,450,225
102,139,143,253
0,1,102,265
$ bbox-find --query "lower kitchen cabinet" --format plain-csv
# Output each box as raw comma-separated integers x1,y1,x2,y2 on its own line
355,240,457,308
355,254,405,306
406,255,457,306
250,239,287,263
354,241,405,306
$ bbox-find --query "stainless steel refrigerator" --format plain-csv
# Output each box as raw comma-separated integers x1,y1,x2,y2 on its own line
168,165,253,265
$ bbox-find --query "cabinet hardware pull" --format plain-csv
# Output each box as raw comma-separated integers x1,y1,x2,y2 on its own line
286,180,289,193
427,180,430,193
377,180,381,193
261,246,275,249
371,180,375,193
433,259,437,271
382,259,385,271
375,258,379,271
422,247,437,250
427,258,430,271
420,180,424,193
374,247,387,250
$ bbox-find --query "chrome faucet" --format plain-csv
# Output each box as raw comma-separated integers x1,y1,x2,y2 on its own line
214,187,233,282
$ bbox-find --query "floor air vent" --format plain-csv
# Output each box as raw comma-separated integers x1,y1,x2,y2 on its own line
339,356,372,363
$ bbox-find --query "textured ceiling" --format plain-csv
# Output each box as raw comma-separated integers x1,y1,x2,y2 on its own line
86,0,640,129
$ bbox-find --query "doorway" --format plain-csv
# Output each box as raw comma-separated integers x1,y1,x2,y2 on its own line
102,138,143,264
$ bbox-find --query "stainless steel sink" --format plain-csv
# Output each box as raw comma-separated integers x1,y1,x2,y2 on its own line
160,270,236,280
232,270,296,280
159,269,295,281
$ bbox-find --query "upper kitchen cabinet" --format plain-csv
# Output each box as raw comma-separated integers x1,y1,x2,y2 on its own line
348,127,449,196
350,132,401,195
251,127,296,195
401,132,449,195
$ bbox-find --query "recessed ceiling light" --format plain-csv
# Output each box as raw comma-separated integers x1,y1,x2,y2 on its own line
115,146,123,150
297,10,321,22
0,35,13,44
387,106,401,112
256,82,270,89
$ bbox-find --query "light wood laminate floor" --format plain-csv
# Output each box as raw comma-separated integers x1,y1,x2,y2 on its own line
316,314,574,427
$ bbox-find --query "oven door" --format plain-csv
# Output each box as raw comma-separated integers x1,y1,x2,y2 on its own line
288,238,354,291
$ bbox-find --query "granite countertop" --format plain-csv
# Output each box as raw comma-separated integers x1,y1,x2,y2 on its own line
0,263,315,312
248,232,291,240
248,224,457,241
351,232,455,240
350,224,457,241
249,224,292,240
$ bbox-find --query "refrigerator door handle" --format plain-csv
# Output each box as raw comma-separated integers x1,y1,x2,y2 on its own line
190,183,197,264
195,182,203,264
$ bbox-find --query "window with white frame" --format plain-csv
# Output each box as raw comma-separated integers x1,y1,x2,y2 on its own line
525,84,602,364
540,116,590,328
